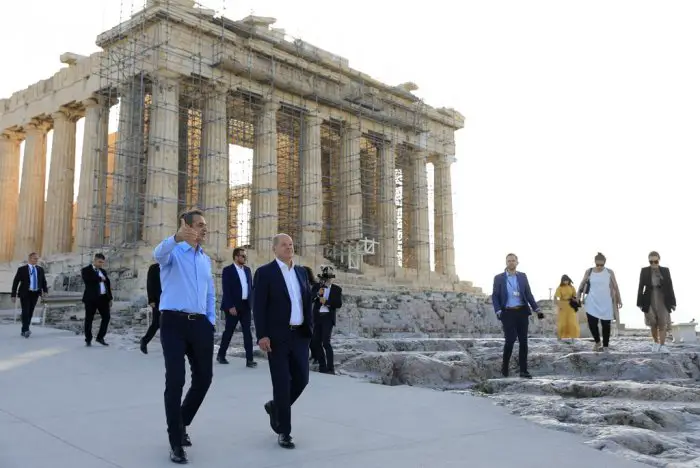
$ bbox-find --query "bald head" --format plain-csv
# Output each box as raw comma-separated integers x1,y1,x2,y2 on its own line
273,233,294,264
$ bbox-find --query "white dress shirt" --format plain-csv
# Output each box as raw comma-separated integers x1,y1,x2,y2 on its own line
235,264,249,300
275,258,304,325
319,285,331,313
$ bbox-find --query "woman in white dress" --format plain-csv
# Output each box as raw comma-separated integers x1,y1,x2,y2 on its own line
577,252,622,352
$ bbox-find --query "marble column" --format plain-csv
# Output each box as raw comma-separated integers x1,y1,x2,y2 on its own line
199,85,229,258
433,154,456,277
43,109,79,256
410,148,431,273
76,96,110,250
377,140,397,270
299,110,323,260
15,119,51,259
252,98,279,257
339,123,362,241
112,78,146,245
144,74,180,244
0,130,24,261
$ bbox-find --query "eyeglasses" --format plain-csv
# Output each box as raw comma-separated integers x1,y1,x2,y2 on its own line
649,260,659,265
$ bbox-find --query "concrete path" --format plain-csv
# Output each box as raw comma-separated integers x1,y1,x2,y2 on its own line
0,324,645,468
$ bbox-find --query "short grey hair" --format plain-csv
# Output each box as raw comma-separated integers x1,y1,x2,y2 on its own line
272,233,292,247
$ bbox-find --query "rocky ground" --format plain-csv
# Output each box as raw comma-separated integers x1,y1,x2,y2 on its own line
4,291,699,467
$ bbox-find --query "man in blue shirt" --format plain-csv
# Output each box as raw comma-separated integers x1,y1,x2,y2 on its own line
492,253,543,379
153,209,216,464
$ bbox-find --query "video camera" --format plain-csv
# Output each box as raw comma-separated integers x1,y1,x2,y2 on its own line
317,265,336,281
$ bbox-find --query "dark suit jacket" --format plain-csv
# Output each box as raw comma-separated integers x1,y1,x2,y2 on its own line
11,264,48,298
637,266,676,313
81,265,113,304
146,263,161,306
311,282,342,326
492,271,540,316
221,264,253,312
253,260,313,341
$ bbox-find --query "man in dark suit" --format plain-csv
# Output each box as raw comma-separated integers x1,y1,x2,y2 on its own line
81,253,113,346
11,252,48,338
311,265,342,374
254,233,313,449
492,253,543,379
637,250,676,353
140,263,162,354
218,247,256,367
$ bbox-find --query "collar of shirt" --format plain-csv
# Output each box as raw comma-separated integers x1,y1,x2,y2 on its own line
275,257,295,271
235,263,245,271
176,241,203,254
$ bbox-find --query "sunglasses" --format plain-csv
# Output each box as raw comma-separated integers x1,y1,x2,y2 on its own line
649,260,659,265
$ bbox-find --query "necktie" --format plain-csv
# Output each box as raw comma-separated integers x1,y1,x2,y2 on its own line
31,267,36,290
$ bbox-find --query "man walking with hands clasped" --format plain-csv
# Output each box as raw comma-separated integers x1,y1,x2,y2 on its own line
153,209,216,464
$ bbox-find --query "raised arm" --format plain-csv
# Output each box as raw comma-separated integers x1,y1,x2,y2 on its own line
81,267,99,286
153,236,178,265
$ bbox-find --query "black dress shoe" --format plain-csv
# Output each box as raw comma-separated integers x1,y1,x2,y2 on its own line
181,430,192,447
246,360,257,368
501,365,509,377
169,446,188,464
217,356,229,364
85,341,92,347
140,338,148,354
264,400,279,433
519,371,532,379
96,339,109,346
278,433,295,449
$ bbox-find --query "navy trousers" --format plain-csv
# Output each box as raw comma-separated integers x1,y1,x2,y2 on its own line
268,328,310,435
501,306,530,372
218,301,253,361
160,311,214,448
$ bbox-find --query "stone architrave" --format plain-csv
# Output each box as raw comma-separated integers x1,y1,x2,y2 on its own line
199,85,229,258
377,139,397,270
144,73,180,244
15,119,51,259
252,97,279,257
411,141,430,273
299,110,323,259
76,96,110,250
339,123,362,241
433,154,456,277
43,109,80,256
0,130,24,261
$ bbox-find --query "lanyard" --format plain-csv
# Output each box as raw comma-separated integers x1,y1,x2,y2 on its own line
506,274,519,292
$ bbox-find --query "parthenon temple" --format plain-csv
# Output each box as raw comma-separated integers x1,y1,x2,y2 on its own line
0,0,465,288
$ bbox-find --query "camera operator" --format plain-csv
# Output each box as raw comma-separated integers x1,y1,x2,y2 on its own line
311,266,342,374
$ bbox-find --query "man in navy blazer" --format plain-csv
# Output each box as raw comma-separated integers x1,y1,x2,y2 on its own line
253,233,313,450
217,247,256,367
492,253,543,379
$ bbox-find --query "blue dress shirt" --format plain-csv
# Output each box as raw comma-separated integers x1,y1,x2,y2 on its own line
153,236,216,325
505,272,524,308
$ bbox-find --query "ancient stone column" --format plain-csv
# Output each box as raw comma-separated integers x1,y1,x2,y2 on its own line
410,148,431,273
144,73,180,244
299,110,323,260
433,154,456,277
15,119,51,259
43,109,79,256
76,96,110,250
112,78,146,245
339,123,362,241
252,98,279,257
199,85,229,258
377,140,397,270
0,130,24,261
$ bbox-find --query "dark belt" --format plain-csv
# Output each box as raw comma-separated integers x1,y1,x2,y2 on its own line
504,305,526,310
163,310,206,321
289,324,304,330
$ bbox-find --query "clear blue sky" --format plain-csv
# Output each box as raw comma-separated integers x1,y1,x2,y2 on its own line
2,0,697,328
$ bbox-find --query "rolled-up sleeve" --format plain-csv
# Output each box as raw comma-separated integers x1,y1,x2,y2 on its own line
154,236,178,265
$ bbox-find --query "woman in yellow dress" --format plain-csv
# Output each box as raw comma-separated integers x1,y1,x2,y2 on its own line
555,275,580,340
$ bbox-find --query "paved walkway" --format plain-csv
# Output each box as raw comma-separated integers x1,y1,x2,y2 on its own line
0,324,645,468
